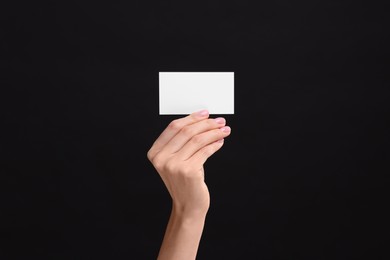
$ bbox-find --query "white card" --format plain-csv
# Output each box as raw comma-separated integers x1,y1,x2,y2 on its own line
159,72,234,115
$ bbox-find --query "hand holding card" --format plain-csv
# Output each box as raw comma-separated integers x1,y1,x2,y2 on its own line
159,72,234,115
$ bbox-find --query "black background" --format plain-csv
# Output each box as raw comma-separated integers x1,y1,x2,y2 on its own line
1,1,389,259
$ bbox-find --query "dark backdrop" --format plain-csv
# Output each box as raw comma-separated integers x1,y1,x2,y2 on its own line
1,1,389,259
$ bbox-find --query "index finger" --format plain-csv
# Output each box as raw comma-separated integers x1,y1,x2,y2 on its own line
147,109,209,159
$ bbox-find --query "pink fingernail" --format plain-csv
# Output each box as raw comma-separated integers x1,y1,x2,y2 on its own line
197,109,209,117
214,117,225,124
221,126,231,132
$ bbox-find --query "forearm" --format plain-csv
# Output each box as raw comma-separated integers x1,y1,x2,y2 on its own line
157,205,207,260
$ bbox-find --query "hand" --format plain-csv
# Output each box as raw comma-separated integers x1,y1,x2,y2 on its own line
147,109,232,216
148,109,232,259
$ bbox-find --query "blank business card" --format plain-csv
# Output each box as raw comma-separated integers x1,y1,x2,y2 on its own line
159,72,234,115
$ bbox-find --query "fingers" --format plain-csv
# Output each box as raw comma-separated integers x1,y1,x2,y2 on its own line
161,117,226,154
147,109,209,159
177,126,231,160
189,139,226,166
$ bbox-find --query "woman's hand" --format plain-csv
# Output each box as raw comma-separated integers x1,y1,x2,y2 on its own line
147,109,231,215
147,109,231,260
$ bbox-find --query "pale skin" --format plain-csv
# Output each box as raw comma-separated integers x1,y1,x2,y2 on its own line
147,109,232,260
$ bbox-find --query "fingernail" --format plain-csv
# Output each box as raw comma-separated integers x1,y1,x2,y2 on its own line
197,109,209,117
220,126,231,133
214,117,225,124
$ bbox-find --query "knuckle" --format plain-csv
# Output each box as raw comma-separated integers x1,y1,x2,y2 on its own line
200,119,214,131
168,120,182,131
181,125,194,137
216,128,227,138
203,146,215,157
146,149,154,161
191,135,203,145
152,153,165,170
206,118,216,127
164,159,178,173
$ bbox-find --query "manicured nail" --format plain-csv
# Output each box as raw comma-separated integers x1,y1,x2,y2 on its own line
214,117,225,124
197,109,209,117
220,126,231,133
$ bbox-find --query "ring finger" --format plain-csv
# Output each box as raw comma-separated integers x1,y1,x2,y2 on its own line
177,126,231,160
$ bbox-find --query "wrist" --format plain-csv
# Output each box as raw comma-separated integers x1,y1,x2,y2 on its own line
171,203,208,222
170,210,207,237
